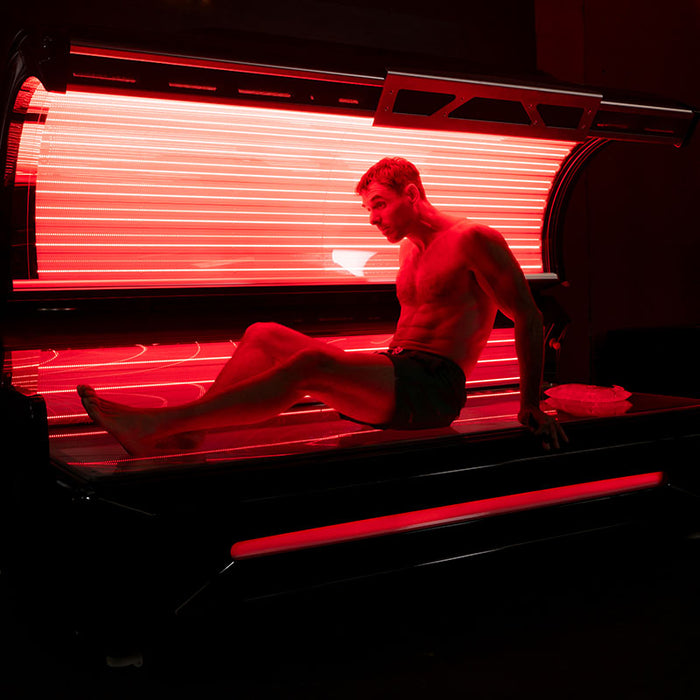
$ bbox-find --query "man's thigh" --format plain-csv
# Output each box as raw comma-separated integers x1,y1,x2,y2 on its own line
307,350,396,427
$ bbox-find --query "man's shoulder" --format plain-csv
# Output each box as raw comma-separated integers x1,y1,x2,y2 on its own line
452,221,506,250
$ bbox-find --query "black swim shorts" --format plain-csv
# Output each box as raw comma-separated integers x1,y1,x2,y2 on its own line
343,347,467,430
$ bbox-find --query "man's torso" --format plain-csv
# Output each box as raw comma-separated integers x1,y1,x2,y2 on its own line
392,221,497,375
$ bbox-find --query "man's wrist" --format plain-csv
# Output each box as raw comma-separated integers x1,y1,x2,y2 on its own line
519,399,540,414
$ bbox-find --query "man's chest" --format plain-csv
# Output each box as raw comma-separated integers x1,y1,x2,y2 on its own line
397,243,473,305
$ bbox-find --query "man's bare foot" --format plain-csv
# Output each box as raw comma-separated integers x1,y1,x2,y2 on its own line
77,385,164,457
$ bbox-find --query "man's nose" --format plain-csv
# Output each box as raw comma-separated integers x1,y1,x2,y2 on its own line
370,212,381,226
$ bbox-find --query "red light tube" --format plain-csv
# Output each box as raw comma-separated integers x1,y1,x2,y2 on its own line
230,472,665,560
11,81,576,290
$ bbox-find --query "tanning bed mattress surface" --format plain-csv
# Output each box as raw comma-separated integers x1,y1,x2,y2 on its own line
46,391,700,479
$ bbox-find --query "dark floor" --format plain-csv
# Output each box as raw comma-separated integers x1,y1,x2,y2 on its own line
2,533,700,700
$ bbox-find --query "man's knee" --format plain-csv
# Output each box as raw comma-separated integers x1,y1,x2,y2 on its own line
241,322,328,372
241,322,299,355
242,321,283,342
242,322,321,358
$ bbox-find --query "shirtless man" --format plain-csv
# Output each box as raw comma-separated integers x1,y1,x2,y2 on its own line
78,157,566,455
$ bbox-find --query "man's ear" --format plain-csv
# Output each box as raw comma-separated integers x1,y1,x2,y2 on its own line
404,183,420,202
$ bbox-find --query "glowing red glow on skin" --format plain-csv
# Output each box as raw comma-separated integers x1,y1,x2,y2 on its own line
230,472,666,560
11,82,576,291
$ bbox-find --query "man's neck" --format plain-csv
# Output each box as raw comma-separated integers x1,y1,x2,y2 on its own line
406,202,461,252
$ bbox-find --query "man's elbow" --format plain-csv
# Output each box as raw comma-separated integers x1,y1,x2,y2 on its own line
514,304,543,329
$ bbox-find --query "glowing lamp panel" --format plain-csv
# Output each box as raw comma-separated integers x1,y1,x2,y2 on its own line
5,329,518,426
11,82,576,290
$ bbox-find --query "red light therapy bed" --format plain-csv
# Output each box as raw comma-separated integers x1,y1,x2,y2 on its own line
2,32,698,653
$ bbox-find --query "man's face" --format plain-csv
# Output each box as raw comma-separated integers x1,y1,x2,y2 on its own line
360,182,416,243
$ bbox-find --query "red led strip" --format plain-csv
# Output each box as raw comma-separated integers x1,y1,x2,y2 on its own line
11,81,576,290
230,472,665,559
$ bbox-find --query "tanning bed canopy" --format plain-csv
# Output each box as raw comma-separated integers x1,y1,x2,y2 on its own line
1,32,696,294
7,81,577,289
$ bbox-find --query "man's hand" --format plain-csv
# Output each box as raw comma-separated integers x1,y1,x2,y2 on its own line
518,405,568,450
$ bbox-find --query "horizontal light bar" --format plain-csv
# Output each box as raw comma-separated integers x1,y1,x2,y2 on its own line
230,472,666,559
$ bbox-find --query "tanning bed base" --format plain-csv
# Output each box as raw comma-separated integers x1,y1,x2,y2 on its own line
9,383,698,645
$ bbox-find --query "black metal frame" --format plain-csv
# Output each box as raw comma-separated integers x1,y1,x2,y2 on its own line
374,71,601,141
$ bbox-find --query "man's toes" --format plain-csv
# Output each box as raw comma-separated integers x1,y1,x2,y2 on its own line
77,384,96,398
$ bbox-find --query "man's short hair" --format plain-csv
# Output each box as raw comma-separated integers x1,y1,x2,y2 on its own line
355,157,426,199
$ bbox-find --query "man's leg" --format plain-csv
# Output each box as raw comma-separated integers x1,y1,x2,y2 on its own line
146,322,326,451
78,330,396,456
205,322,337,398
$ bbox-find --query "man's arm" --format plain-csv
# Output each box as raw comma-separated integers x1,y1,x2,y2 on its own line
463,225,567,449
